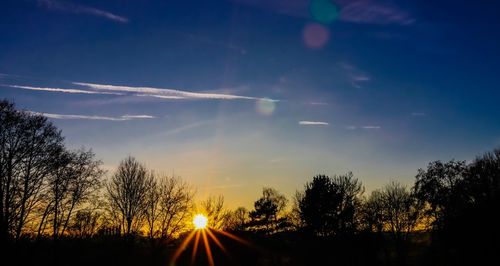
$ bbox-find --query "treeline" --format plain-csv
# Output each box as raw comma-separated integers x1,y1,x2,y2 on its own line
0,100,103,241
2,99,500,258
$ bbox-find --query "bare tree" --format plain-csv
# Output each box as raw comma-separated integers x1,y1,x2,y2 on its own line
37,149,103,239
0,100,65,240
156,175,194,241
69,209,101,238
225,207,248,231
380,181,421,241
290,191,305,230
199,195,229,230
143,171,160,239
361,190,385,234
106,156,149,236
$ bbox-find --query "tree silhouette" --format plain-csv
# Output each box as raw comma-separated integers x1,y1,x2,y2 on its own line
1,100,65,241
106,156,149,236
360,189,385,234
69,209,101,238
413,150,500,262
155,175,193,241
380,181,421,242
298,172,364,236
200,195,229,230
37,148,103,239
414,160,467,231
225,207,248,231
249,187,287,233
143,171,160,239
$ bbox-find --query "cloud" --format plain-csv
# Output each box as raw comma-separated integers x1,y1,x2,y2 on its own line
341,125,381,130
230,0,414,26
338,62,371,88
411,112,427,117
73,82,277,101
361,126,381,129
337,0,415,26
31,112,154,121
299,121,329,126
268,157,286,163
2,84,123,95
37,0,128,23
156,120,214,137
306,101,329,106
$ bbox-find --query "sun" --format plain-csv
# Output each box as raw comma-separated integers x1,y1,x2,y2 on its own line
193,214,208,229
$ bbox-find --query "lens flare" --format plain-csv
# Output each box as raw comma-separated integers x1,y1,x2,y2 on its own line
256,98,276,116
193,214,208,229
303,23,330,49
309,0,339,24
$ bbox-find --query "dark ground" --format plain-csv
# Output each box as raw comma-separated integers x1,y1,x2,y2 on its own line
5,231,467,266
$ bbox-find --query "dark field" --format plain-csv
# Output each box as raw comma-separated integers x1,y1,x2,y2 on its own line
6,231,498,266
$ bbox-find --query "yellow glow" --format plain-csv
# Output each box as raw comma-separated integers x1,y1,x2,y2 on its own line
193,214,208,229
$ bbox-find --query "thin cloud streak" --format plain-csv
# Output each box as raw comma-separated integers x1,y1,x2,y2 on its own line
411,112,427,116
156,120,214,138
31,112,155,121
3,84,123,95
38,0,128,23
306,101,329,106
343,125,381,130
338,62,371,88
361,126,381,129
337,0,415,25
230,0,414,26
299,121,329,126
74,82,276,101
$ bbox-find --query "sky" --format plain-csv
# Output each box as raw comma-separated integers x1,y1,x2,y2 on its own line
1,0,499,209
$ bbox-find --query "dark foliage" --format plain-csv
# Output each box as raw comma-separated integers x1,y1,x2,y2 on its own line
297,173,363,236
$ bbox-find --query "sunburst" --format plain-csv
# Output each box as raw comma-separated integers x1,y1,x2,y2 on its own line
170,214,251,266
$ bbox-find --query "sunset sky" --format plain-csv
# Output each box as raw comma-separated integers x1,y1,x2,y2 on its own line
1,0,499,208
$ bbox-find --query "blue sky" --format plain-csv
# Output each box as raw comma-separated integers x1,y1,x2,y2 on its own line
1,0,499,208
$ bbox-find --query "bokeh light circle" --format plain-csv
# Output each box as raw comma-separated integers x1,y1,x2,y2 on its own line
256,98,276,116
303,23,330,49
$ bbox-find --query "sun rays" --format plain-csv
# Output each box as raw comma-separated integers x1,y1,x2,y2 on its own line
170,215,252,266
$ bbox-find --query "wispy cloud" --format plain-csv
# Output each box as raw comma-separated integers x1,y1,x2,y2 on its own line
73,82,276,101
299,121,329,126
31,112,154,121
230,0,413,26
157,120,214,137
343,125,381,130
38,0,128,23
411,112,427,117
361,126,381,129
2,84,123,95
338,62,371,88
337,0,415,26
306,101,329,106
